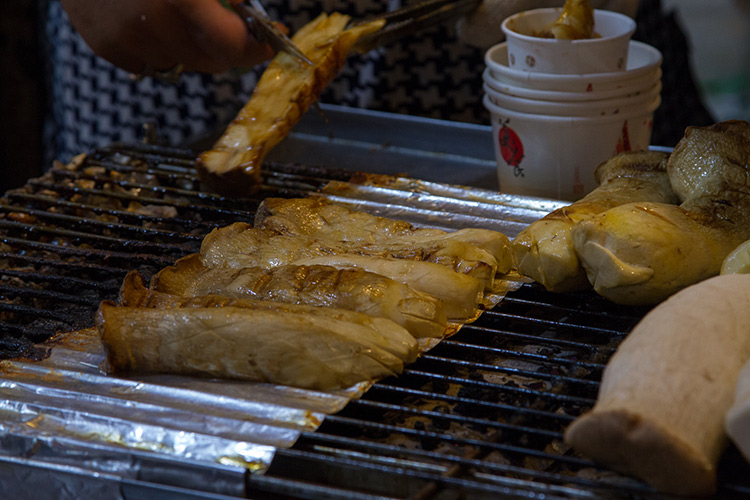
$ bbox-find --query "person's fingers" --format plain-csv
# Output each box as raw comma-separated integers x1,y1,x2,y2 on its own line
173,0,275,71
60,0,274,75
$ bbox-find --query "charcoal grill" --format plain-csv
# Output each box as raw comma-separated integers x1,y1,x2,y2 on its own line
1,136,750,499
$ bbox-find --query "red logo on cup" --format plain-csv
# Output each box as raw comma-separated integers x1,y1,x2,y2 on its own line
616,120,631,153
498,119,525,177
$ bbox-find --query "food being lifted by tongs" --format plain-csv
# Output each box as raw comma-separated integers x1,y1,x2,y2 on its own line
196,0,481,196
536,0,595,40
232,0,314,66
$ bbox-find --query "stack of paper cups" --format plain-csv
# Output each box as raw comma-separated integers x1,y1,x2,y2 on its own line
484,8,662,201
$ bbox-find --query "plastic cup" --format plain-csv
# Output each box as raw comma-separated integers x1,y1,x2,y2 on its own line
501,8,636,74
483,94,659,201
485,40,662,93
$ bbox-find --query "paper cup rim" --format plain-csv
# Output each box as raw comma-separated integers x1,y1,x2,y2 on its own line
485,40,662,82
501,8,637,45
482,80,661,115
482,93,660,123
482,67,662,102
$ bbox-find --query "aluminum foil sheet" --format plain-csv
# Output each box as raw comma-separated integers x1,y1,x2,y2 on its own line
0,199,551,500
0,108,568,497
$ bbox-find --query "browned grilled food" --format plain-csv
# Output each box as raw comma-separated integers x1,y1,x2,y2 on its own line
99,283,419,390
145,254,447,338
538,0,594,39
196,13,384,196
512,150,676,293
255,197,514,278
199,222,485,319
572,121,750,305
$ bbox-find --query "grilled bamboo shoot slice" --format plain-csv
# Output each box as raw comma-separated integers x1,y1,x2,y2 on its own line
118,274,419,365
564,274,750,496
511,150,675,292
97,292,419,390
148,254,447,338
292,255,483,320
200,222,498,288
255,197,513,276
196,13,384,196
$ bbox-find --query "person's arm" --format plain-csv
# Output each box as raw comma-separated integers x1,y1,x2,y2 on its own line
60,0,274,74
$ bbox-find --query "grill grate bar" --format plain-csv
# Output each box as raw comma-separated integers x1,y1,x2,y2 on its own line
346,398,562,440
5,192,221,233
395,368,596,406
286,432,596,485
0,204,203,243
49,167,226,206
0,301,88,323
277,436,632,499
0,268,119,292
247,474,403,500
497,296,644,322
480,310,627,337
0,284,109,308
414,351,601,389
458,323,618,353
0,236,174,267
320,413,590,465
363,383,577,423
430,338,608,371
0,253,132,285
0,219,194,255
25,177,257,221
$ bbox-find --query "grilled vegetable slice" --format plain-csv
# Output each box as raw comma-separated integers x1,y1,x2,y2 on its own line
97,291,419,390
542,0,595,40
255,197,513,277
721,239,750,275
292,255,483,320
565,274,750,496
200,221,499,288
572,121,750,305
196,13,384,196
511,150,676,292
148,254,447,338
199,223,485,320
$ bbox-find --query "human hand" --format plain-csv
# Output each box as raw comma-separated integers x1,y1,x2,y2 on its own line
61,0,275,75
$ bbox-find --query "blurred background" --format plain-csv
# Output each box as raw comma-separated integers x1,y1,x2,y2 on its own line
1,0,750,194
663,0,750,123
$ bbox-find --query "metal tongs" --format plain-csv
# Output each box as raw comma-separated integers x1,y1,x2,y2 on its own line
232,0,314,66
350,0,482,53
233,0,482,63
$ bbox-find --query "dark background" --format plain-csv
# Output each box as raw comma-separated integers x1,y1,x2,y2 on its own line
0,1,45,194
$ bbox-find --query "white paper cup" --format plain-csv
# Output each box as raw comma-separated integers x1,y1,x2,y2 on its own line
483,67,662,102
501,8,636,74
483,94,659,201
485,41,662,93
483,80,661,117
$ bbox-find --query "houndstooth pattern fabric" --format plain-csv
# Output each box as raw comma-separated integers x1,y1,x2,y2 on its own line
44,0,488,165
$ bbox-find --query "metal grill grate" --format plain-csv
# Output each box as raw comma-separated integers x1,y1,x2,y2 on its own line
1,143,749,499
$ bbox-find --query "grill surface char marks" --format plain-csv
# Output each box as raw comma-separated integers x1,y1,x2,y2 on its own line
0,144,749,499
